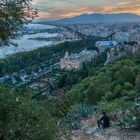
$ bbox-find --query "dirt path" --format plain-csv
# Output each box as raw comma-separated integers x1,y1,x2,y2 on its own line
70,117,140,140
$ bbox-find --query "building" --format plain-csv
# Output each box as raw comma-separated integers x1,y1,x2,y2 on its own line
60,49,98,70
129,34,140,44
113,32,130,43
123,44,140,54
95,41,118,52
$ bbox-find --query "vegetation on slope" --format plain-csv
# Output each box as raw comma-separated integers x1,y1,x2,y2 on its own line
0,48,140,139
0,87,57,140
66,50,140,129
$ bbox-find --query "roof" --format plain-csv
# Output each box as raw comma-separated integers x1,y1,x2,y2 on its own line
96,41,117,47
62,49,98,61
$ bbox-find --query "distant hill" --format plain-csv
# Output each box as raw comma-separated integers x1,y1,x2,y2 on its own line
38,13,140,25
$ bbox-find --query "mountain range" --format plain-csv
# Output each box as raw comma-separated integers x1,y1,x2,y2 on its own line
37,13,140,24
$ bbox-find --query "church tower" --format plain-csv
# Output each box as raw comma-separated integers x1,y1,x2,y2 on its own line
64,51,69,60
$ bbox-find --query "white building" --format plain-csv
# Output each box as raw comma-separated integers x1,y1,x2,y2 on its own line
95,41,118,52
113,32,130,43
60,49,98,70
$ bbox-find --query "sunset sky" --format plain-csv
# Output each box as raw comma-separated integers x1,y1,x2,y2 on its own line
32,0,140,19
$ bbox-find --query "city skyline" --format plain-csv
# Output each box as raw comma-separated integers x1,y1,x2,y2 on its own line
32,0,140,19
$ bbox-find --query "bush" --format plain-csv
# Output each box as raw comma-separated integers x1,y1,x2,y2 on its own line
124,82,133,90
0,88,57,140
64,104,95,129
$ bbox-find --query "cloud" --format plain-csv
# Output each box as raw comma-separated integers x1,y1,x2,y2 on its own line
32,0,140,19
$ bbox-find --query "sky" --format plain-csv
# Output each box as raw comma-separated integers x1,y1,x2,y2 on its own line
32,0,140,19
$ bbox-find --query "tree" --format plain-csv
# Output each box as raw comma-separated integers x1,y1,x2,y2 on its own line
124,82,133,90
135,75,140,92
58,74,67,88
80,62,88,79
85,83,107,105
85,84,97,104
0,0,37,46
134,49,140,64
0,87,57,140
118,66,135,83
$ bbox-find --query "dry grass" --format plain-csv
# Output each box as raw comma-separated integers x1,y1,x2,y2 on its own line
82,117,97,130
63,116,140,140
72,136,95,140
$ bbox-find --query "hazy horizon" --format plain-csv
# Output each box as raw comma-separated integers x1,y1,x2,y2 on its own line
34,12,140,21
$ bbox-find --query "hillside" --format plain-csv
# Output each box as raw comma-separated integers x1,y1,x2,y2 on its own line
1,0,140,140
45,13,140,24
0,48,140,139
66,50,140,128
61,50,140,140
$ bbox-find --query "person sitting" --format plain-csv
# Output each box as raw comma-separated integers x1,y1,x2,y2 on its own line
98,111,110,129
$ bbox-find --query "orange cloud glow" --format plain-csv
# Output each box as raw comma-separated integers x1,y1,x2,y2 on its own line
36,0,140,19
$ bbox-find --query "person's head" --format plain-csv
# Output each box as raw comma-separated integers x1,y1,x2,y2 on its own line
102,111,106,116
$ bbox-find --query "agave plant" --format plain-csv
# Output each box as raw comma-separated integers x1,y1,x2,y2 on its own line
64,104,95,129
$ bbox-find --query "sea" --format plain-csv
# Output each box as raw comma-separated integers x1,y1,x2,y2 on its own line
0,23,59,58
